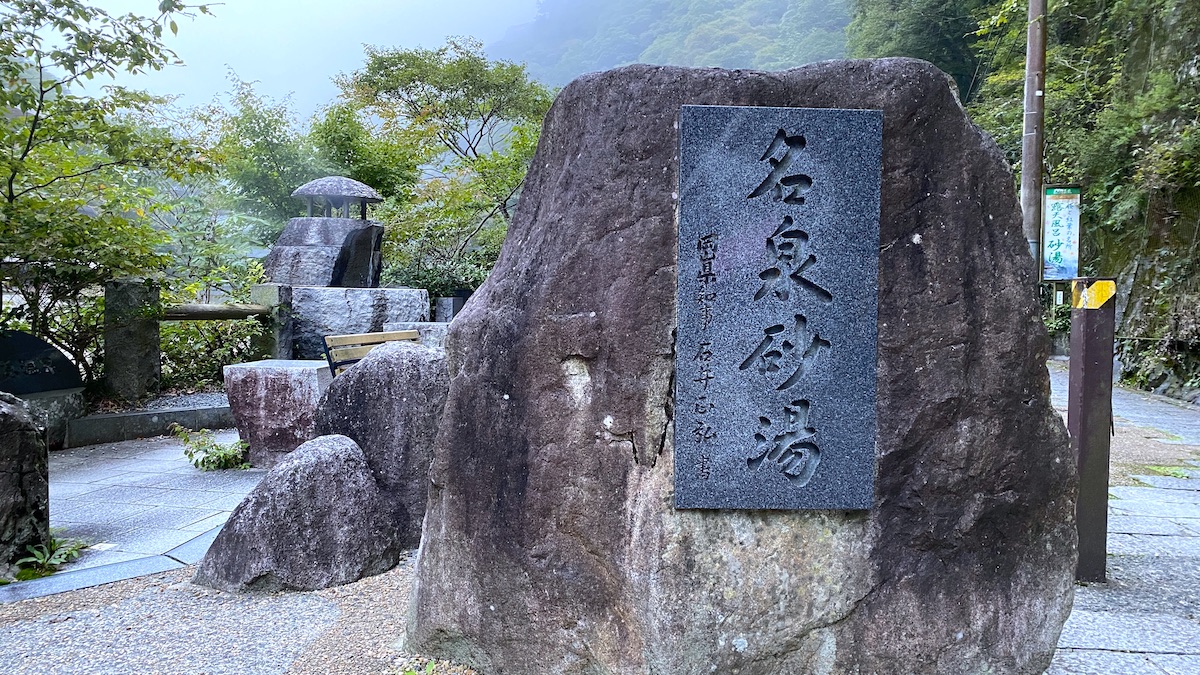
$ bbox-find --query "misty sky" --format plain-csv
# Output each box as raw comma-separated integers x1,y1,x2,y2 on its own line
92,0,539,121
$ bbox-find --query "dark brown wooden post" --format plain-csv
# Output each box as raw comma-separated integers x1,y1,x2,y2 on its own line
1068,277,1116,582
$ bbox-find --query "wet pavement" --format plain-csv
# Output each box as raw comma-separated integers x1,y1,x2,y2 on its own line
1046,360,1200,674
0,429,264,602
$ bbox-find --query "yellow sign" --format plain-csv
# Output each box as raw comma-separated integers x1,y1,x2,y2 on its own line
1072,280,1116,309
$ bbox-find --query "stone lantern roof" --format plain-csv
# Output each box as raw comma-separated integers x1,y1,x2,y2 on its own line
292,176,383,219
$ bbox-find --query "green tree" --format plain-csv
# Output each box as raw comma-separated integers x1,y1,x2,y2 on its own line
847,0,991,100
340,38,554,295
0,0,209,383
309,102,420,201
195,77,329,242
969,0,1200,394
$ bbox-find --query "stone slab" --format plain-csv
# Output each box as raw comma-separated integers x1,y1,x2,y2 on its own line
1047,649,1167,675
674,105,881,510
1107,533,1200,557
1150,654,1200,674
20,388,85,451
64,406,233,448
1111,499,1200,520
1131,475,1200,491
1057,610,1200,653
1108,514,1200,536
1112,485,1200,504
164,525,224,565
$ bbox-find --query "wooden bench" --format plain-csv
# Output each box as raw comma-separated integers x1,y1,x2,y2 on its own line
322,329,419,376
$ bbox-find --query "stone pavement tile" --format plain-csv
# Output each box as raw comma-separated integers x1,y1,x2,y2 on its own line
70,485,171,505
1108,515,1199,536
180,511,230,532
1111,486,1200,505
204,492,250,510
47,482,105,500
0,555,183,604
105,458,193,474
165,526,222,564
1111,499,1200,520
51,499,154,525
116,527,209,555
110,506,224,531
90,471,179,488
47,466,133,484
131,488,224,508
1059,611,1200,653
1132,475,1200,492
1149,654,1200,675
58,548,146,573
49,521,132,546
127,444,191,461
1047,648,1167,674
1108,533,1200,557
148,471,246,491
1073,555,1200,615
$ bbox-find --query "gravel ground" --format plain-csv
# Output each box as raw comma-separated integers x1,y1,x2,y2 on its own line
0,553,477,675
135,392,230,411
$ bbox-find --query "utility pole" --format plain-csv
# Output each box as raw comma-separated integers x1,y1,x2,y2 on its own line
1021,0,1047,276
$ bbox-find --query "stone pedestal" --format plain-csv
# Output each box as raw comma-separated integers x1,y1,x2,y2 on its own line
290,287,430,358
264,218,384,288
223,360,332,468
104,279,160,401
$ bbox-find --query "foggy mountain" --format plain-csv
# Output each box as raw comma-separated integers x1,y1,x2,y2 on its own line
489,0,852,86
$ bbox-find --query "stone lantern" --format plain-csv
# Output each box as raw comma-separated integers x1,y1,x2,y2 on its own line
256,176,437,359
263,176,386,288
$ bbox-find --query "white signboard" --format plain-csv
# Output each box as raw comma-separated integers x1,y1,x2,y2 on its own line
1042,186,1081,281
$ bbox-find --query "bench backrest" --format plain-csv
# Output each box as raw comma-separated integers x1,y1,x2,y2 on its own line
322,329,419,375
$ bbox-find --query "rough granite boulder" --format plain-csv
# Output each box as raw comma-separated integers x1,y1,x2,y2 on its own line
289,287,430,358
315,341,450,549
404,59,1076,674
223,360,332,467
0,392,49,576
193,434,402,592
264,217,385,288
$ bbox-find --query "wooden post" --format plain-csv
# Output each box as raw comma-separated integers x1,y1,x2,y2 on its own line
1021,0,1047,274
1068,278,1116,582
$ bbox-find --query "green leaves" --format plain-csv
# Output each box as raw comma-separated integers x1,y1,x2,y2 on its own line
341,39,554,296
0,0,211,384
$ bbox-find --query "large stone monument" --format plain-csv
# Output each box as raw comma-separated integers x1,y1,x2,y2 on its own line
256,176,432,358
404,59,1076,674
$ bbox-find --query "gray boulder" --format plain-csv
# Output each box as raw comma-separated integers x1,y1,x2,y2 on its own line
315,341,450,549
289,287,430,358
0,392,49,575
193,434,402,592
404,60,1076,674
264,217,385,288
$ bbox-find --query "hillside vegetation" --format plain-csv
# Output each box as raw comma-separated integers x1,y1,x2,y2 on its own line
850,0,1200,399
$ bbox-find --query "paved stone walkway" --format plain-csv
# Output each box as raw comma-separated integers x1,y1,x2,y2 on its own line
0,429,264,602
1047,362,1200,674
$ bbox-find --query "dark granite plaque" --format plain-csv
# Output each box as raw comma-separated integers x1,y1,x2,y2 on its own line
0,330,84,395
675,105,881,510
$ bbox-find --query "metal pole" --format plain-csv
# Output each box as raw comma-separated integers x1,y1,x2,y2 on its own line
1068,277,1116,582
1021,0,1047,273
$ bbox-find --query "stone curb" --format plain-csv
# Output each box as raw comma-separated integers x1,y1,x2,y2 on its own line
0,524,222,604
65,406,233,448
